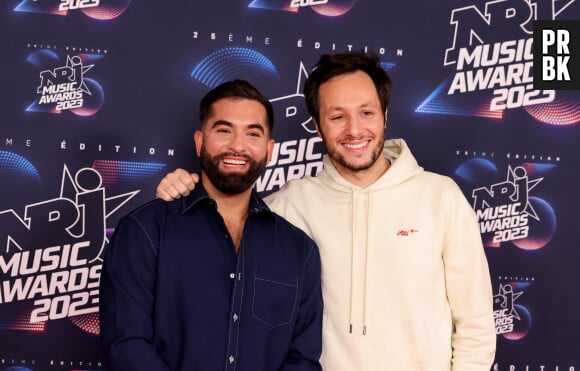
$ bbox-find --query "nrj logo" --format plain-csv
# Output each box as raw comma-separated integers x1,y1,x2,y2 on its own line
455,159,557,249
27,51,104,117
0,166,137,325
14,0,131,20
247,0,355,16
416,0,580,126
493,280,532,340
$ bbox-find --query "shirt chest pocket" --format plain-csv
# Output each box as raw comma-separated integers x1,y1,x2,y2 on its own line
251,269,299,329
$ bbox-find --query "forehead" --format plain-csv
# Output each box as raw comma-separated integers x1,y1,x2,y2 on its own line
207,97,267,124
318,71,380,109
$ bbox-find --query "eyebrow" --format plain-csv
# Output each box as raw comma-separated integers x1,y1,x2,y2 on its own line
327,103,377,111
211,120,266,133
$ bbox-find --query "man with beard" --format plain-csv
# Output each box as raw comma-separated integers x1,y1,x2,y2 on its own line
156,52,496,370
99,80,323,371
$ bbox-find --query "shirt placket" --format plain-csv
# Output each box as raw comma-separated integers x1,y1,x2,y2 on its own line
225,226,246,371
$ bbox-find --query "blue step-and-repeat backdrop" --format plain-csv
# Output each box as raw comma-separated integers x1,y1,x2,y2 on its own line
1,0,579,370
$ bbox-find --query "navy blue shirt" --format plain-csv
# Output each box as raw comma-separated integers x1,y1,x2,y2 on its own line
99,186,323,371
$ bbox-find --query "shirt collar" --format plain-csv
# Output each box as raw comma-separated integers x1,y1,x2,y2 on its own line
180,183,276,223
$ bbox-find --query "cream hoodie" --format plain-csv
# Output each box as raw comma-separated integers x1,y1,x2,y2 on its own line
265,138,495,370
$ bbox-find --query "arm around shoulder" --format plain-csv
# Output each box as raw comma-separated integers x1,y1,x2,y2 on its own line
155,168,199,201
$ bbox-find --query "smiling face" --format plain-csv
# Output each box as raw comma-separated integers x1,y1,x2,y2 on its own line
194,97,274,195
315,70,389,185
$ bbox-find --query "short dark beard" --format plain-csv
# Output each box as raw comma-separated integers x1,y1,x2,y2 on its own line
200,145,267,194
323,131,385,171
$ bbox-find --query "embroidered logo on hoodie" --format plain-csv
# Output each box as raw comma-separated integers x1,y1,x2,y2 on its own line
396,229,418,237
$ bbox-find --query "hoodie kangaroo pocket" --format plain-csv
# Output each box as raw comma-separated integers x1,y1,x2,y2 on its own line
251,270,299,329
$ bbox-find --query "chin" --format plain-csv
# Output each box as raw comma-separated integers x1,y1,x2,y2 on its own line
220,168,249,175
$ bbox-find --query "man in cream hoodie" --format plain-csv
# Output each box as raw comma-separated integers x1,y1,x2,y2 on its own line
156,51,496,370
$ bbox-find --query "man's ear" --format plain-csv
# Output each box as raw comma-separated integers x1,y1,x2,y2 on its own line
194,130,203,157
266,139,275,165
313,118,322,138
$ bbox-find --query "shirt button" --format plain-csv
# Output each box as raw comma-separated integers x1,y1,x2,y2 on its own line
229,273,235,279
224,234,229,239
233,313,238,321
229,355,235,364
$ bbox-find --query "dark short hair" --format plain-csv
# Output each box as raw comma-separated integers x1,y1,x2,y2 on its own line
199,79,274,133
304,50,392,123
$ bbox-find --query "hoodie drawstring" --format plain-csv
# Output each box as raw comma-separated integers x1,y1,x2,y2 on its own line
349,189,372,336
349,190,355,334
362,191,373,335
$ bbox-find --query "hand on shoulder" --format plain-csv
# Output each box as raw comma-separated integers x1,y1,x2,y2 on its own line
156,168,199,201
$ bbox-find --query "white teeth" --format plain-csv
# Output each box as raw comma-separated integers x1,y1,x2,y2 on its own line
223,159,246,165
344,142,367,149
